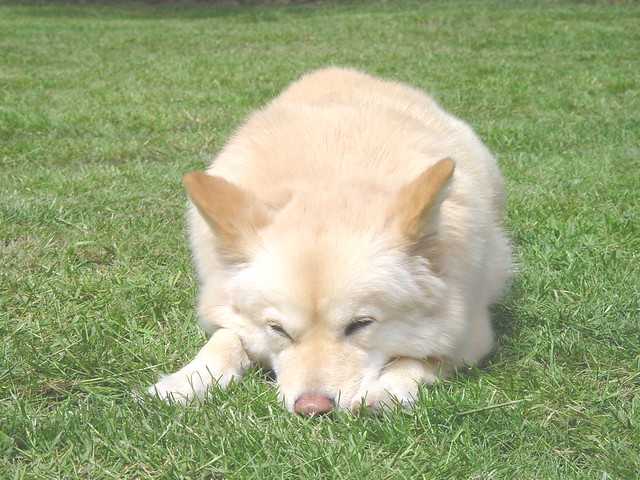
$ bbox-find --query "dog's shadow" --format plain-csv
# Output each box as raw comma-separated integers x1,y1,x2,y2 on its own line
486,284,523,369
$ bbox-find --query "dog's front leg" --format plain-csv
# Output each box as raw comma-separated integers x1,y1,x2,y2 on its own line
354,357,443,410
147,328,250,403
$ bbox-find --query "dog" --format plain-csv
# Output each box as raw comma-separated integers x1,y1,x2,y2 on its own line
147,67,512,414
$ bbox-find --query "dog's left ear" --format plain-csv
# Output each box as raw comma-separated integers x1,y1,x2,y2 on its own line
390,157,455,240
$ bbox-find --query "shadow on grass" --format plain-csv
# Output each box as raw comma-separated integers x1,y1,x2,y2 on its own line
492,297,520,345
485,279,526,370
5,0,344,21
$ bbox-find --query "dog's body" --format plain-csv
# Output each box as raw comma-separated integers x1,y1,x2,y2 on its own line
149,68,512,414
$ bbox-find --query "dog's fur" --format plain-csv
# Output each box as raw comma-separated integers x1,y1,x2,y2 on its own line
148,68,512,413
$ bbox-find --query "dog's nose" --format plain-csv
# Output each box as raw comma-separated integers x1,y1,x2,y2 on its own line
294,393,333,415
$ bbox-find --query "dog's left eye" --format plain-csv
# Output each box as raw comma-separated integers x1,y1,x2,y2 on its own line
345,316,374,336
269,322,292,341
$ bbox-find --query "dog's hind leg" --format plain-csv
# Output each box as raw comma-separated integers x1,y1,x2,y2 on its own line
146,328,250,404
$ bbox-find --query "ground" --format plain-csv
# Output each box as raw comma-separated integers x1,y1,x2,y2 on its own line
1,1,638,478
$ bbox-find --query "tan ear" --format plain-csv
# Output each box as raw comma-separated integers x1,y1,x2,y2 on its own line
183,172,270,252
391,158,455,239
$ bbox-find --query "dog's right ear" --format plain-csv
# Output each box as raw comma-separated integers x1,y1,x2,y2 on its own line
183,172,270,258
390,157,455,240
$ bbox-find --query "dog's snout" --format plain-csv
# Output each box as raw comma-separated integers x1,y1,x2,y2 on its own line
294,393,333,415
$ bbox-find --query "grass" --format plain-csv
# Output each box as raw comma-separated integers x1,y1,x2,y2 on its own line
1,0,638,478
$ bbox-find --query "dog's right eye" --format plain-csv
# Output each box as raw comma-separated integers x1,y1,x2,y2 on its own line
269,322,292,341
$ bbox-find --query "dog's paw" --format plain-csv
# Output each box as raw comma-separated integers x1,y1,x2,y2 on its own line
145,328,250,404
146,357,244,404
350,376,419,411
373,376,420,409
146,369,209,404
350,357,439,411
147,376,203,404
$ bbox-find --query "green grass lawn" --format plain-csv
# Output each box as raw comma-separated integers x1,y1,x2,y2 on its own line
1,0,638,478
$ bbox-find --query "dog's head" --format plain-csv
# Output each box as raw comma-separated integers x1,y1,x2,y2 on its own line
184,158,456,413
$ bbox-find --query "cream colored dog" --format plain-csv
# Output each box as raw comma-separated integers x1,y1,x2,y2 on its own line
148,68,512,414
